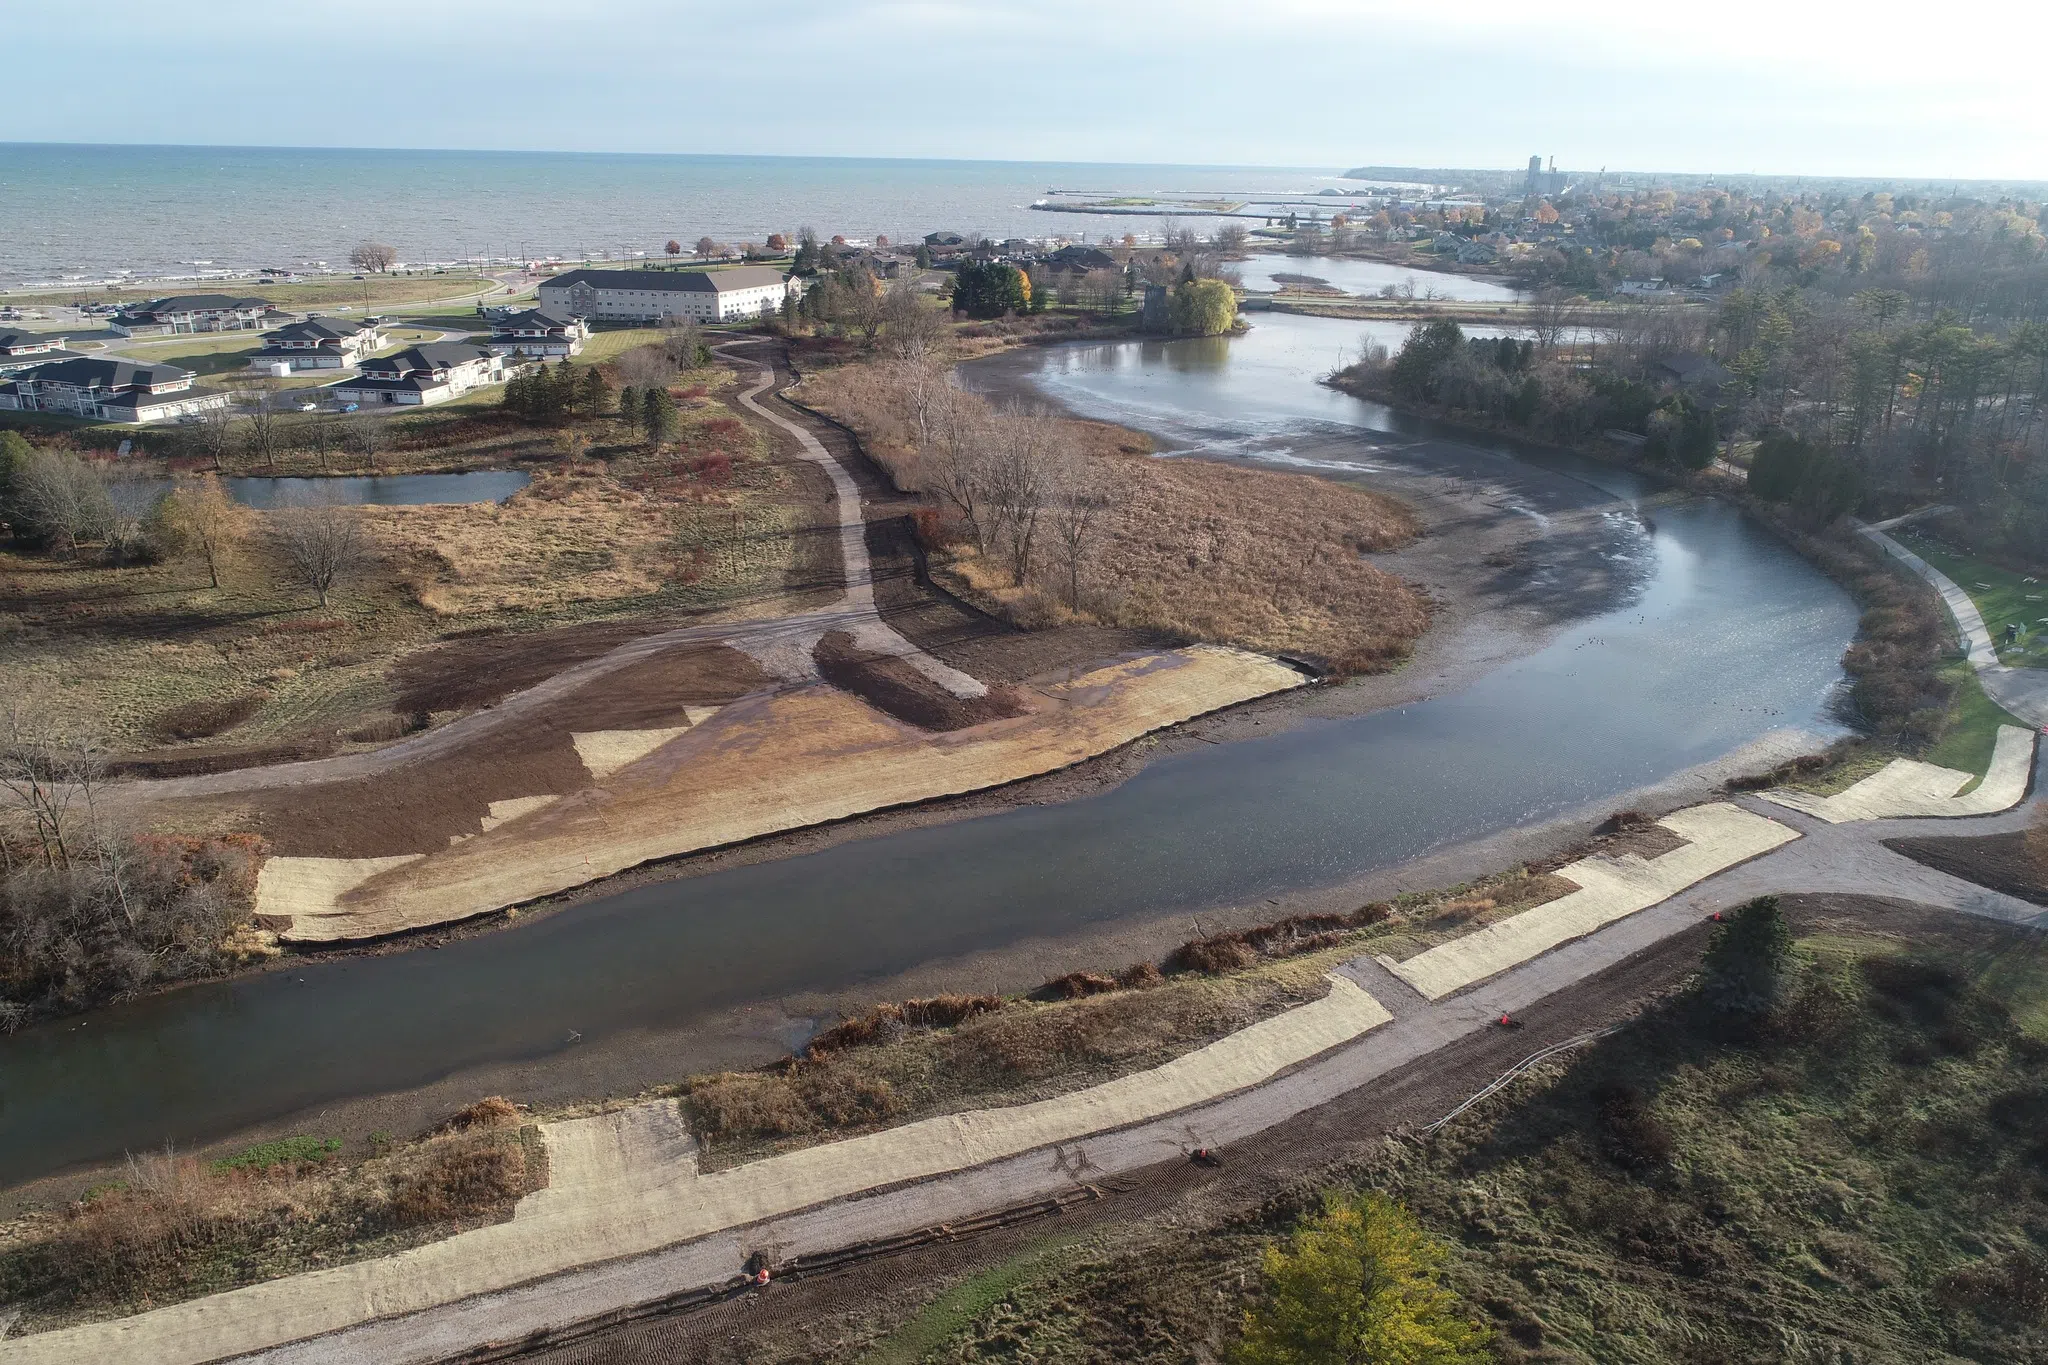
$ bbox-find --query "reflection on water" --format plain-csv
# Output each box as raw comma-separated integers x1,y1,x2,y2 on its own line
0,315,1860,1186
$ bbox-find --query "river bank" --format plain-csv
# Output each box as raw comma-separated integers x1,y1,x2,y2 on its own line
0,315,1857,1199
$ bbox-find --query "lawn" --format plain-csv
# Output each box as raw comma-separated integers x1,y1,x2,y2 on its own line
0,275,500,313
1897,528,2048,666
580,327,666,363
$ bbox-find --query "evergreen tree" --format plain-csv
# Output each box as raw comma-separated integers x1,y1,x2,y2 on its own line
642,388,679,443
578,365,610,418
503,370,531,419
616,385,638,426
1233,1192,1490,1365
914,242,932,269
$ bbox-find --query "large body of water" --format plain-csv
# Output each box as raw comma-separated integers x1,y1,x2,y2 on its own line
1,145,1375,287
0,312,1859,1186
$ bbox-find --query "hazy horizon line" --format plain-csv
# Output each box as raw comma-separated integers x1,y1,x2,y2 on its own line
5,139,2045,190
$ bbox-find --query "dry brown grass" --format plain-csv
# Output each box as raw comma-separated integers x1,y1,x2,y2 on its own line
0,1108,540,1334
807,350,1427,672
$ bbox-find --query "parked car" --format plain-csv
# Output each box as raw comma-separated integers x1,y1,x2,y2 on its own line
339,402,359,412
297,401,319,411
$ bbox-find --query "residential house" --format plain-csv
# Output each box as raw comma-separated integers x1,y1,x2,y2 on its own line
1615,277,1671,297
0,356,230,424
535,267,798,323
1046,245,1118,273
249,316,385,372
110,294,272,335
486,308,590,359
0,329,87,374
327,343,505,407
1431,233,1498,265
1653,352,1734,394
922,231,967,249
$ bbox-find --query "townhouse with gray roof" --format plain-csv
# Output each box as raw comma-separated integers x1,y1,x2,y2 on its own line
327,342,505,407
0,356,231,423
111,294,273,336
249,316,385,372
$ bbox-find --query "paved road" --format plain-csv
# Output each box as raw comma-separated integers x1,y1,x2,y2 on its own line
240,757,2045,1365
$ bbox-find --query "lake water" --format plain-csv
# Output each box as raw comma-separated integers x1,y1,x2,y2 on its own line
0,145,1364,286
0,314,1860,1186
122,471,529,508
1236,254,1523,303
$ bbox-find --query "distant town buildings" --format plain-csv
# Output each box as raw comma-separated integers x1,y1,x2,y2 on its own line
110,294,272,336
536,267,797,323
0,356,231,423
486,308,590,358
327,343,505,407
249,316,385,372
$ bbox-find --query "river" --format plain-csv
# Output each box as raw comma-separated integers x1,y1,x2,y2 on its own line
0,313,1860,1186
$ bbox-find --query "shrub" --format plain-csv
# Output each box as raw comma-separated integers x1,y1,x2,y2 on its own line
210,1136,340,1174
151,694,264,742
385,1139,523,1228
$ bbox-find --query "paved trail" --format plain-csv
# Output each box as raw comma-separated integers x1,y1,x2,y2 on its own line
1859,516,2048,726
16,747,2039,1364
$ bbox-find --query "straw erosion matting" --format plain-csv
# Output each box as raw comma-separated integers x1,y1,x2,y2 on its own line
255,644,1305,941
0,973,1388,1365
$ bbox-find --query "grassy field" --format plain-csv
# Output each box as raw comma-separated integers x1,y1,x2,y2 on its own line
0,367,804,753
1897,528,2048,666
822,920,2048,1363
0,274,500,312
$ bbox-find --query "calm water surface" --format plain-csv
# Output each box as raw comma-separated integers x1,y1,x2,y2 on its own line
0,315,1859,1184
1236,253,1523,303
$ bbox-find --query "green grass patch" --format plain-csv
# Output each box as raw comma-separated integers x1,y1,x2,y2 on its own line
1899,529,2048,666
209,1136,342,1173
581,327,666,363
1924,663,2025,790
855,1232,1089,1365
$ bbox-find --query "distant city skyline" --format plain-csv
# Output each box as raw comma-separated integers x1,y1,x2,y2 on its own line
6,0,2045,182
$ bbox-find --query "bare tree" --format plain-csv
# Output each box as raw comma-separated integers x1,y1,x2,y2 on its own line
342,414,388,472
615,343,679,392
882,278,945,359
188,404,239,472
162,474,251,589
0,705,105,872
349,242,398,273
695,236,720,260
920,386,993,551
980,403,1059,585
244,395,283,470
13,450,113,556
660,315,707,370
271,494,366,609
1527,288,1575,353
1044,446,1113,609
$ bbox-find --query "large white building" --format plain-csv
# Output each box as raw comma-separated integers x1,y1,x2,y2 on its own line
537,266,798,323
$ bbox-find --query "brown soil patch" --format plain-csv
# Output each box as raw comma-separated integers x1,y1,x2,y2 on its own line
210,643,770,859
388,624,747,715
1886,831,2048,906
109,738,339,780
811,631,1027,731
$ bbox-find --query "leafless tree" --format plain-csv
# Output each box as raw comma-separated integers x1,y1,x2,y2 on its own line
188,405,239,472
343,414,389,472
244,395,283,470
13,449,113,556
887,345,946,452
979,403,1060,585
615,343,678,392
0,705,106,872
349,242,398,274
271,493,366,609
1044,446,1113,609
920,386,993,550
882,279,946,359
1527,288,1576,353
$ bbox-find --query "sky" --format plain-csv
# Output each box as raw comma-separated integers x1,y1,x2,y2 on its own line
6,0,2046,181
